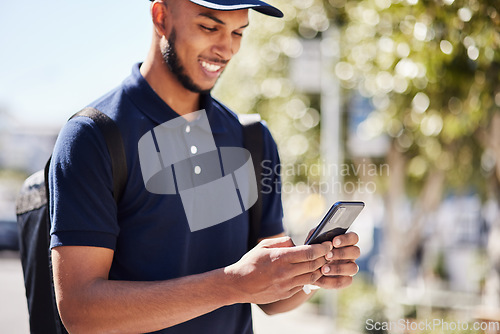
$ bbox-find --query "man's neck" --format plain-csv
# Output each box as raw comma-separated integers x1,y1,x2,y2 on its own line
140,51,201,118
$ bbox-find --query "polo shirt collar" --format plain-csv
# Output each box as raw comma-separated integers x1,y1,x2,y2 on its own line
123,63,227,133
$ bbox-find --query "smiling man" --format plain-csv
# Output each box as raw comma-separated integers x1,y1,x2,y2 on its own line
157,8,245,93
48,0,360,333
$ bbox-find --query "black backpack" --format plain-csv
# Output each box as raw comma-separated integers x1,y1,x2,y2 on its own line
15,106,264,333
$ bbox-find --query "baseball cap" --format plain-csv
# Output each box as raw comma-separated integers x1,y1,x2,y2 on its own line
150,0,284,18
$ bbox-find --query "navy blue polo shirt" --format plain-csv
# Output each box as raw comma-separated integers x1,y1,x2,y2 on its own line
49,63,284,333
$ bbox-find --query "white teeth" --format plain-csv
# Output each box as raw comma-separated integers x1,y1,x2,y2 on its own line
201,61,222,72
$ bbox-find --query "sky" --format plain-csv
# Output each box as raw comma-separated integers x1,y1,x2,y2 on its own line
0,0,152,126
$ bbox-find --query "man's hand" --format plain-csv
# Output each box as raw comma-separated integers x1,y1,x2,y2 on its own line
314,232,360,290
224,236,332,305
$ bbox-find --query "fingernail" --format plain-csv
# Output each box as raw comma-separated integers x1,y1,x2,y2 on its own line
334,238,341,247
323,266,331,274
326,252,333,260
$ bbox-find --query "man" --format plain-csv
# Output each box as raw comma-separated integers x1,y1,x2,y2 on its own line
49,0,361,333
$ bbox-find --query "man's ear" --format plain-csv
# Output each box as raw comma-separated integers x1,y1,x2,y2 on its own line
151,1,171,37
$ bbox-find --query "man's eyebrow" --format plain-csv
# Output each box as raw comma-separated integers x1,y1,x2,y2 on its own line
198,12,225,25
198,12,249,29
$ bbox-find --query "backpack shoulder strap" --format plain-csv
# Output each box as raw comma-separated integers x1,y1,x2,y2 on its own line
242,120,264,250
37,107,127,334
44,106,128,217
69,107,128,203
209,99,265,249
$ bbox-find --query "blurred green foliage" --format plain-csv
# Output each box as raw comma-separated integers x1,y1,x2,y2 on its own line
213,0,325,183
336,275,387,332
214,0,500,197
335,276,489,333
213,1,500,329
331,0,500,196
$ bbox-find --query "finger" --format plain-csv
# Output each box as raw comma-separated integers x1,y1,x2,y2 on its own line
303,228,315,243
289,269,323,287
270,285,305,302
274,285,305,301
288,285,305,296
315,275,353,290
321,261,359,276
325,245,361,262
277,242,332,264
332,232,359,248
288,256,328,277
260,236,295,248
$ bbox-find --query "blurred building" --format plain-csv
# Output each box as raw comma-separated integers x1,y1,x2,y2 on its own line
0,110,58,174
0,109,59,221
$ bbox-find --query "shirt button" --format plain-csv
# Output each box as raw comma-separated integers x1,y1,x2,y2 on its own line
190,146,198,154
194,166,202,175
185,125,191,133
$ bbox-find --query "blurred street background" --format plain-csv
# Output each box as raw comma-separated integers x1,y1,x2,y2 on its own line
2,0,500,333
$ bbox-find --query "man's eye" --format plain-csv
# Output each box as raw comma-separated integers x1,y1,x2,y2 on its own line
233,31,243,37
200,25,217,32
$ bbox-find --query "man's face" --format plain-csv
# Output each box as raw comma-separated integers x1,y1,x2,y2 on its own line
161,1,249,93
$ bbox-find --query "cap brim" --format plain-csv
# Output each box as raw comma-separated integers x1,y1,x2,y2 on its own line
189,0,284,18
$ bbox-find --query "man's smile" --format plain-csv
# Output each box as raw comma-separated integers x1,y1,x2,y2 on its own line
200,60,223,73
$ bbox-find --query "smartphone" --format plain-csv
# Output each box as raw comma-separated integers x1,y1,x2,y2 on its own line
304,201,364,245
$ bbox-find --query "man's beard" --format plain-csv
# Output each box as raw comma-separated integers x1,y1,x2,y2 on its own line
161,29,211,94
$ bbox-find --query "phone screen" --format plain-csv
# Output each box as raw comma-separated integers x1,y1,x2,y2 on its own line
305,201,364,245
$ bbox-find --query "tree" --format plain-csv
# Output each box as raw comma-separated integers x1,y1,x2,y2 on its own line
215,0,500,314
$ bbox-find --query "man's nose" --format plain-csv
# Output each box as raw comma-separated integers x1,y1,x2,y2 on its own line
212,33,236,61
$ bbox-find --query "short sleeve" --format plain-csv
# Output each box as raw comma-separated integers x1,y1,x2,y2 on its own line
257,123,284,238
49,117,120,250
